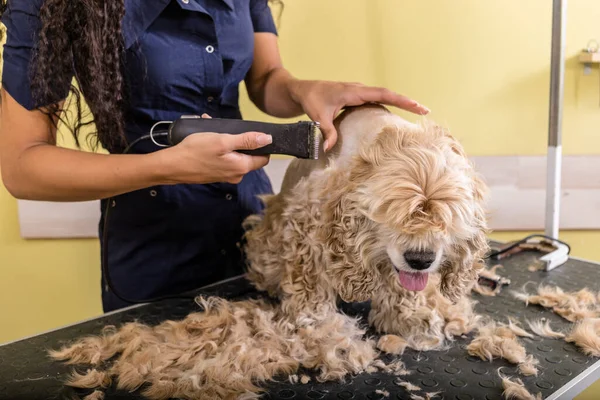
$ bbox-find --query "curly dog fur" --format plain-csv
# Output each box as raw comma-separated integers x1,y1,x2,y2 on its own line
244,104,490,329
48,104,491,399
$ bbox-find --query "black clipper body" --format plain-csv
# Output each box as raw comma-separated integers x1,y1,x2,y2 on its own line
167,115,322,159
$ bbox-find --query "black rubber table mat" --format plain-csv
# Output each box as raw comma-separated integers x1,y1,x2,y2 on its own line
1,240,599,400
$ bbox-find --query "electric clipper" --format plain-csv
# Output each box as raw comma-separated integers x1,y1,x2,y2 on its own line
161,115,322,159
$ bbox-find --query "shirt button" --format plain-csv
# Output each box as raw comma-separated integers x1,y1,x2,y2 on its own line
225,194,233,200
206,45,215,54
149,190,157,197
221,249,227,255
207,96,214,103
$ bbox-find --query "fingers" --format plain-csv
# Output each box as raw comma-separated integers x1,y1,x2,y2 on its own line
201,113,212,119
226,154,270,184
223,131,273,152
355,87,430,115
248,154,270,171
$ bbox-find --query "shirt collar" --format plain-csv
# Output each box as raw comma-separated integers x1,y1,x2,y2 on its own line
121,0,235,49
122,0,171,49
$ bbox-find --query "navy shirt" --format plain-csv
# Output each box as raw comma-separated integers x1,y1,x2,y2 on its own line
2,0,278,311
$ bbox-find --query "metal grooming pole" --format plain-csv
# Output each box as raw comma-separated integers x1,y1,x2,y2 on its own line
545,0,566,239
542,0,569,271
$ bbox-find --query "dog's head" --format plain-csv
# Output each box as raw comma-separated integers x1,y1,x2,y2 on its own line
320,122,489,303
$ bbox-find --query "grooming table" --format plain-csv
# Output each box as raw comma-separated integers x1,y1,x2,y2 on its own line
1,240,600,400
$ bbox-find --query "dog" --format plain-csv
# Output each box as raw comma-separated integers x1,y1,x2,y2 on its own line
243,103,490,339
49,104,491,399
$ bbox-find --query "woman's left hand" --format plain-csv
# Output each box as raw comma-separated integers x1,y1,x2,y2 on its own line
288,80,430,152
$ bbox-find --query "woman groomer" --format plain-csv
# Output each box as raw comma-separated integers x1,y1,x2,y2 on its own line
0,0,429,312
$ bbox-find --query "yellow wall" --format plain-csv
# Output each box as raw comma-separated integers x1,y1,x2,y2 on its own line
2,0,600,397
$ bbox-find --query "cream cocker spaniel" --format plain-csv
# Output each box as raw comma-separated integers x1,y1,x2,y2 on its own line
243,103,490,338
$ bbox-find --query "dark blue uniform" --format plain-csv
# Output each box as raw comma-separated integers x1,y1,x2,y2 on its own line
2,0,278,312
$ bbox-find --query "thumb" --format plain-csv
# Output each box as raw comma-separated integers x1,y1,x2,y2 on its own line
226,131,273,151
318,119,338,153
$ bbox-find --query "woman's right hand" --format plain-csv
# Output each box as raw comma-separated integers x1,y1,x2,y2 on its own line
158,129,272,185
1,89,271,201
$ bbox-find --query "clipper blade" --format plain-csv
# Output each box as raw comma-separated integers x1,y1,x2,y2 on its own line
309,122,322,160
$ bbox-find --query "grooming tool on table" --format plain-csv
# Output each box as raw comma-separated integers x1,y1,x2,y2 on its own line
151,115,322,159
488,234,570,272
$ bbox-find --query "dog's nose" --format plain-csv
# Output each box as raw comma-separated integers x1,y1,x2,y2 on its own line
403,250,436,271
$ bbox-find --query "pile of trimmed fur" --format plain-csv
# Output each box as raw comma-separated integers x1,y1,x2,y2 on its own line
51,297,382,399
49,275,482,400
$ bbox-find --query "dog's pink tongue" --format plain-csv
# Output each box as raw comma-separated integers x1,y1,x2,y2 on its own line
398,271,429,291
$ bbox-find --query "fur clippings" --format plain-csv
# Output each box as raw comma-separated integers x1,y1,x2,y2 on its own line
64,369,111,389
526,319,565,339
504,318,534,339
565,318,600,357
512,285,600,322
375,389,390,397
410,392,441,400
513,285,600,358
395,380,421,391
466,320,539,376
377,359,410,376
377,335,408,355
499,372,542,400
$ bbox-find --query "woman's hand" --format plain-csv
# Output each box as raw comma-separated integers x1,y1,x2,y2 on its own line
288,80,431,152
246,34,429,152
159,124,272,185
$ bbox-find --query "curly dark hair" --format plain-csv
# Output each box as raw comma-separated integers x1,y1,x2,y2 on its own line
0,0,126,152
0,0,283,153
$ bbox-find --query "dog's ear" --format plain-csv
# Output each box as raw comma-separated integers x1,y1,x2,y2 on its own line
318,168,381,303
439,173,490,302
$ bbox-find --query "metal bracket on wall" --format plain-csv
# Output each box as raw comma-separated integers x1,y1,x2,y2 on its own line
579,40,600,106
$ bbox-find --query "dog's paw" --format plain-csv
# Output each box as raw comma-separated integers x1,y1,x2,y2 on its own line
377,334,407,355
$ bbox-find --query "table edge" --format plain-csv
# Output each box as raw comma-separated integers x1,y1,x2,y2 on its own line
546,359,600,400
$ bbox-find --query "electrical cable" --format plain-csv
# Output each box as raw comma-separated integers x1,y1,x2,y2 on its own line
101,132,197,305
